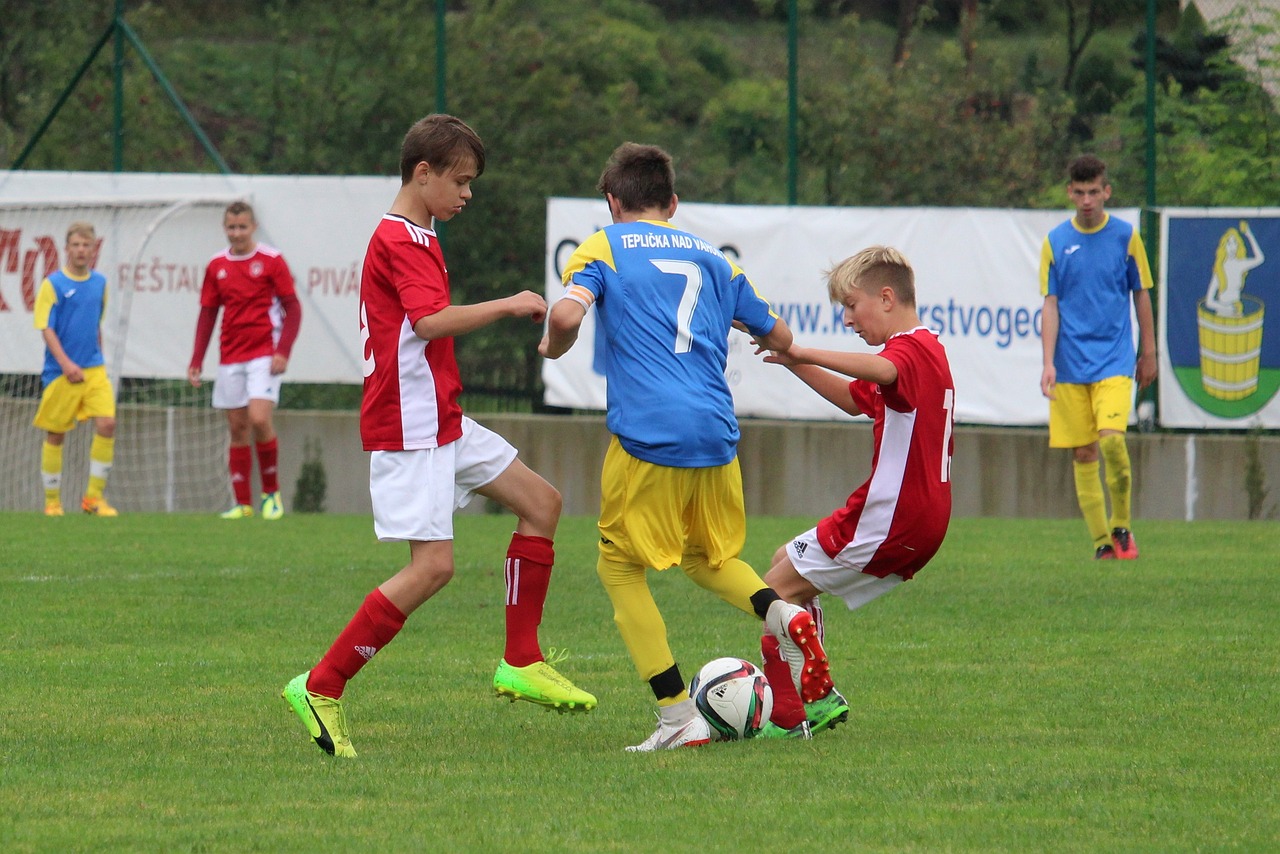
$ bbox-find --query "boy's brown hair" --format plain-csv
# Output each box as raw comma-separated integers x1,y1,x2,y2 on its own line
597,142,675,213
1067,154,1107,184
223,200,255,222
826,245,916,308
399,114,486,184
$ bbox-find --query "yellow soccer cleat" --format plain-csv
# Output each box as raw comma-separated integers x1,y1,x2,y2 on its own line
493,657,597,713
281,672,356,758
81,497,118,517
220,504,254,519
44,500,64,517
260,491,284,521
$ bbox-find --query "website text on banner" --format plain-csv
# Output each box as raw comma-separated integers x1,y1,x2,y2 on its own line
544,198,1141,426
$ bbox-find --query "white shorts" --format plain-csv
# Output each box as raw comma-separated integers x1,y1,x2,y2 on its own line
369,416,518,543
786,527,904,610
212,356,279,409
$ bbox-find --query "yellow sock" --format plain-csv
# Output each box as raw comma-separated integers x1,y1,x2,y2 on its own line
86,435,115,500
41,441,63,505
597,555,677,684
1073,460,1111,548
1099,433,1132,530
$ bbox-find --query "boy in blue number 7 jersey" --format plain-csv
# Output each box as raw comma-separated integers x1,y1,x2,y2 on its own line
540,142,849,751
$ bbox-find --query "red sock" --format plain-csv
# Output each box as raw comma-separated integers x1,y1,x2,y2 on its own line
256,438,279,494
761,633,806,728
307,588,407,699
503,533,554,667
229,445,252,506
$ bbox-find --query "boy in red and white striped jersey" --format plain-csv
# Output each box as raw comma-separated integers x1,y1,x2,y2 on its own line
281,114,594,759
751,246,955,738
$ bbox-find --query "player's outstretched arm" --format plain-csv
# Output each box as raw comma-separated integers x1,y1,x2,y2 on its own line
782,346,897,385
784,363,864,416
539,298,587,360
413,291,547,341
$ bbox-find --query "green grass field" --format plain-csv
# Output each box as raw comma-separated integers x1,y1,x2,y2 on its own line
2,512,1277,852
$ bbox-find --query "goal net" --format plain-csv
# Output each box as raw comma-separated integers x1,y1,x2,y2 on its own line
0,196,242,513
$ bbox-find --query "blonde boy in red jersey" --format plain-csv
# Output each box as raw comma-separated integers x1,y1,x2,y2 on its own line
281,114,594,759
751,246,954,737
188,201,301,520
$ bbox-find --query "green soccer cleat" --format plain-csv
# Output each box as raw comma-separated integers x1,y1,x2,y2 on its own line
281,672,356,758
759,719,813,740
493,658,597,713
261,491,284,521
220,504,254,519
805,687,850,735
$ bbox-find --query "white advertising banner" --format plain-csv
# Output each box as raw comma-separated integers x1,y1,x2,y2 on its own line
1158,207,1280,429
543,198,1139,425
0,170,399,384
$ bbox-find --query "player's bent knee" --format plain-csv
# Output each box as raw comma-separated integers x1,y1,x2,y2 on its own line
410,561,454,591
517,481,561,532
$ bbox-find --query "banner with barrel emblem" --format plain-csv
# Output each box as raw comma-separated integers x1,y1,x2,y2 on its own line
1160,209,1280,427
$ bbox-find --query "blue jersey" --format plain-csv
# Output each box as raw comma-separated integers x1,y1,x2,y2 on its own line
33,268,108,387
1039,213,1153,384
562,220,779,467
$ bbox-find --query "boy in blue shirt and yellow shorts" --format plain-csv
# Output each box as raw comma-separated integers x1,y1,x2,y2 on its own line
32,221,119,516
1039,155,1156,559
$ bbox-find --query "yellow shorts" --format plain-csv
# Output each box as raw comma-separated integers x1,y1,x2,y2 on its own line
1048,375,1132,448
597,436,747,571
32,366,116,434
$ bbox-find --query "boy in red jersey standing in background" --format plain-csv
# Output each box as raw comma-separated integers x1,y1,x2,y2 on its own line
188,201,301,520
750,246,954,737
281,114,595,759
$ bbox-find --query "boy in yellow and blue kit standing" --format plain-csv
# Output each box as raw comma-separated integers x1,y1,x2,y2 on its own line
1039,155,1156,559
32,221,119,516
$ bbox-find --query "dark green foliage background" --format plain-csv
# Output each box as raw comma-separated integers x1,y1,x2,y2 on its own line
4,1,1278,406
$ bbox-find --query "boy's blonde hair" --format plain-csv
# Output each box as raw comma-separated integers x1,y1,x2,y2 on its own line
826,245,916,308
66,221,96,243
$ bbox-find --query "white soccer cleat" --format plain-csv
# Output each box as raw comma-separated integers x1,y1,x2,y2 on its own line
626,710,711,752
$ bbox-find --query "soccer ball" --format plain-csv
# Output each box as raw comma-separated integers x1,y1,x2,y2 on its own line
689,656,773,741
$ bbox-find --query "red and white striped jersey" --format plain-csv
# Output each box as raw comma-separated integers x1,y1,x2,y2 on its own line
199,245,296,365
359,214,462,451
817,327,954,580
